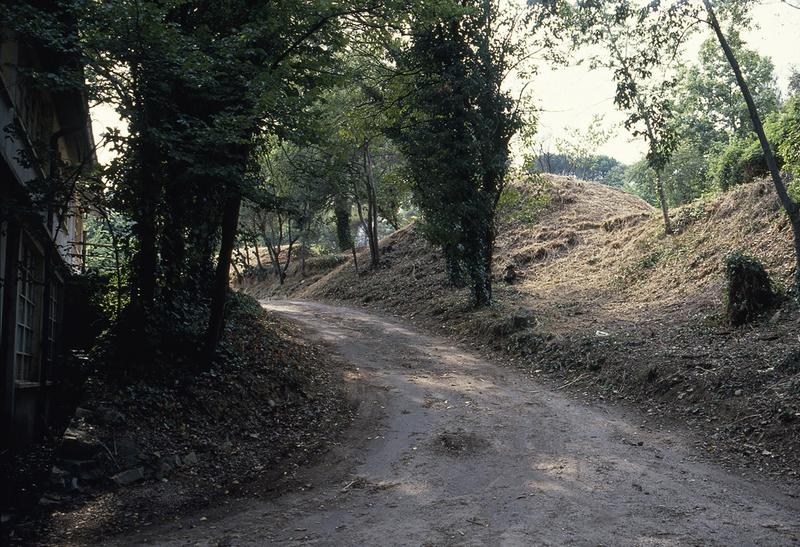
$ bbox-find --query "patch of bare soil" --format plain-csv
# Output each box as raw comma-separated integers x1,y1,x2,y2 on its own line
6,294,352,546
245,175,800,488
432,429,489,457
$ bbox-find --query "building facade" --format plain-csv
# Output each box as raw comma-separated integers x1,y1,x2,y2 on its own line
0,26,94,446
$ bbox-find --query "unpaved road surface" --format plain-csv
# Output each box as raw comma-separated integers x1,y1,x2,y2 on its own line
129,300,799,546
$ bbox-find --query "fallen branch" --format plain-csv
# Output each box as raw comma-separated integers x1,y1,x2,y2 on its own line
557,373,588,390
728,413,760,426
761,372,800,394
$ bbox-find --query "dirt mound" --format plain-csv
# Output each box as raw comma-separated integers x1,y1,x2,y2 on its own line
244,174,800,485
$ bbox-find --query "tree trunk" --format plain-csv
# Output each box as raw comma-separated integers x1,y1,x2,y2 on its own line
472,222,494,307
656,170,673,235
351,244,359,274
265,239,280,279
362,142,380,268
354,192,367,249
470,252,492,307
704,0,800,290
230,257,243,286
233,246,248,277
280,235,299,284
301,239,307,277
132,134,160,310
243,239,252,269
160,180,186,297
252,237,264,270
473,274,492,307
444,244,464,287
203,188,241,365
334,194,352,251
128,62,161,314
264,215,286,281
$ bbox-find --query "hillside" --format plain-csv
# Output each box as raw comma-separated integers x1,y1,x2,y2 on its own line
243,174,800,483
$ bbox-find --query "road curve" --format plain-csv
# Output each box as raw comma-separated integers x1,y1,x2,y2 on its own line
128,300,799,546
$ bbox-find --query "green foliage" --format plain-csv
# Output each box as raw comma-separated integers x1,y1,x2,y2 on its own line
619,148,711,209
622,160,659,206
724,251,774,326
539,0,703,233
620,24,785,205
245,76,413,263
676,33,780,146
709,135,768,191
603,164,628,189
623,143,713,209
577,3,690,175
390,0,528,306
662,144,714,205
528,152,624,185
82,214,131,319
4,0,417,367
777,98,800,192
789,66,800,98
709,98,798,191
496,175,551,225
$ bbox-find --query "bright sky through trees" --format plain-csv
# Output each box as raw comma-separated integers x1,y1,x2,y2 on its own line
91,1,799,166
531,0,800,163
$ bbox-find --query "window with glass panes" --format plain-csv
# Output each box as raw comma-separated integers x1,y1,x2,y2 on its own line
15,238,43,382
45,278,63,376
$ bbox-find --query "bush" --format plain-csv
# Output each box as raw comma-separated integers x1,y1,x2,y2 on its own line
724,251,774,326
710,137,768,191
710,100,798,192
496,175,551,224
777,98,800,195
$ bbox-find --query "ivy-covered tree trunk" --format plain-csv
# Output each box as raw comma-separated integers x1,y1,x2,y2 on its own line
204,187,242,364
160,178,187,297
334,194,352,252
444,245,464,287
469,204,495,307
363,141,380,268
131,131,161,311
471,248,492,307
390,0,523,308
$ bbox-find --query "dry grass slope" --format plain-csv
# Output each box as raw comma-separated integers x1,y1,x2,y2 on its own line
246,174,800,486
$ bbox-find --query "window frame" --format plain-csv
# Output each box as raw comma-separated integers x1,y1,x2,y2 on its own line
14,234,44,385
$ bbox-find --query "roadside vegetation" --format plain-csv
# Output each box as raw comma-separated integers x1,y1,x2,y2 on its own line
253,174,800,484
2,0,799,541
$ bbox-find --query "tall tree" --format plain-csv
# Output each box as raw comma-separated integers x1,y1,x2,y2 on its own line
677,33,781,147
702,0,800,292
584,3,693,233
4,0,387,366
391,0,528,306
789,67,800,98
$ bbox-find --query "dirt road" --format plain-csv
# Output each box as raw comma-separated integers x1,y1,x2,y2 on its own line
129,300,799,546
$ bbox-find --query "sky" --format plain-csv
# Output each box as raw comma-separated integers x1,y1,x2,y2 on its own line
90,1,800,166
530,1,800,164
